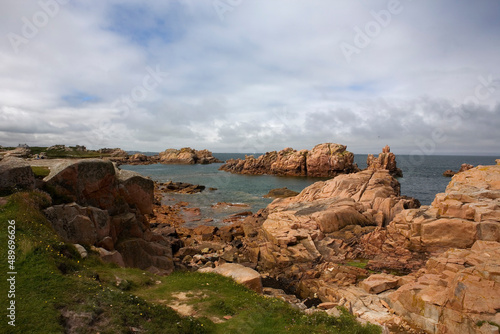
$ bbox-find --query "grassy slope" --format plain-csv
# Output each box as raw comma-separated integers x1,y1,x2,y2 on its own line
0,191,380,334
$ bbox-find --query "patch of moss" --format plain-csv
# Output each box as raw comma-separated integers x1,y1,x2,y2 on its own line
31,166,50,179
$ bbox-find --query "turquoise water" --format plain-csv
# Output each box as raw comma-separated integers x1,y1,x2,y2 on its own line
120,153,498,225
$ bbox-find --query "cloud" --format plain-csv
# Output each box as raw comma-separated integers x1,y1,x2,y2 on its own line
0,0,499,154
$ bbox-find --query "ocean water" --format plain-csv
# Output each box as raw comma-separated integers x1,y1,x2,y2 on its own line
120,153,497,226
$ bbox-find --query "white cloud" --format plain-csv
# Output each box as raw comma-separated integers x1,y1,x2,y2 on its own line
0,0,499,154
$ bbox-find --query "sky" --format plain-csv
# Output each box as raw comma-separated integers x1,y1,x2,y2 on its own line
1,0,499,155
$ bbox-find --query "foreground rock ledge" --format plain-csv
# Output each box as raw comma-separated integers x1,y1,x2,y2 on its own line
41,159,173,275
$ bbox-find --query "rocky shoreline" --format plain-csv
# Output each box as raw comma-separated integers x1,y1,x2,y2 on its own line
1,152,499,333
0,145,222,165
114,147,222,165
219,143,403,178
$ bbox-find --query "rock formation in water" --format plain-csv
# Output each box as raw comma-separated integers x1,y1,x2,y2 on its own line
159,148,222,164
366,145,403,177
115,147,221,165
442,163,474,177
219,143,359,177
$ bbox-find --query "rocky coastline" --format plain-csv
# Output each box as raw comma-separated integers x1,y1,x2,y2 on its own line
0,145,222,165
115,147,222,165
219,143,359,177
1,151,499,333
219,143,404,178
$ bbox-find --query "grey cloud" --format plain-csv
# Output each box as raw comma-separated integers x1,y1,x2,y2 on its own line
0,1,499,154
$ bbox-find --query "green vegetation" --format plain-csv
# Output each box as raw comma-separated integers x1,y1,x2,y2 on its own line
30,166,50,179
0,191,381,334
345,259,370,269
30,146,112,159
477,320,500,330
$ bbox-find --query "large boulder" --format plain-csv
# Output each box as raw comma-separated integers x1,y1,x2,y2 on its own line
117,169,154,215
41,159,174,275
0,157,35,193
43,203,110,245
44,159,119,211
115,238,174,275
219,143,359,177
44,159,155,215
199,263,263,293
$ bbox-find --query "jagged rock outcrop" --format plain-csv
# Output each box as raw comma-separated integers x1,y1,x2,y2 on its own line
159,148,221,164
220,143,359,177
389,240,500,334
385,164,499,252
42,159,173,274
442,163,474,177
364,164,500,273
250,170,419,278
0,157,36,193
366,145,403,177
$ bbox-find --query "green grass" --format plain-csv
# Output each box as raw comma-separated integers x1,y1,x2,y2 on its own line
31,166,50,179
345,259,370,269
0,192,209,334
0,191,381,334
29,146,113,159
477,320,500,329
135,272,380,333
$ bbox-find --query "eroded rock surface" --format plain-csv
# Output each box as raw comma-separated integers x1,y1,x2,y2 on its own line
42,159,173,274
366,145,403,177
220,143,359,177
0,157,35,193
159,148,221,164
389,240,500,334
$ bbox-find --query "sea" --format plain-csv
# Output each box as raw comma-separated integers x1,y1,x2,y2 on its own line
120,154,498,226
